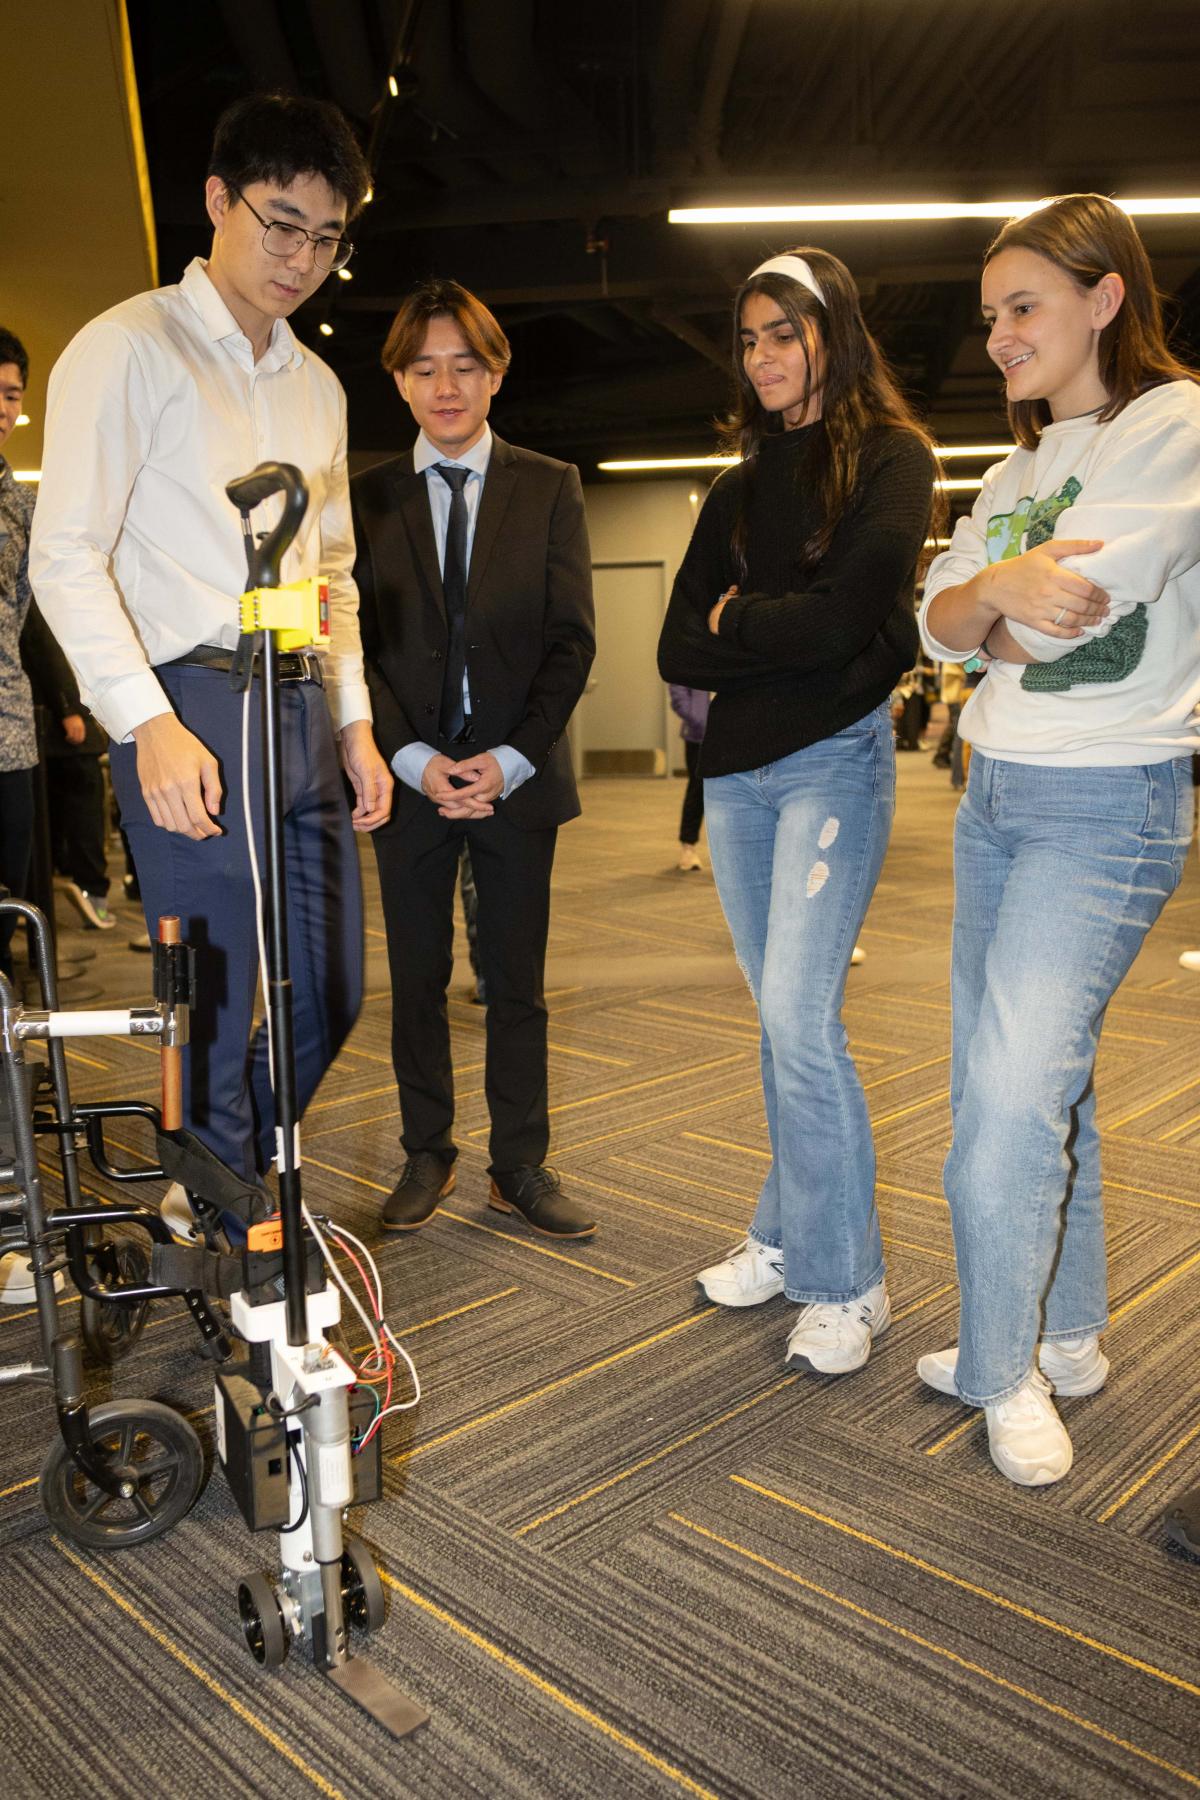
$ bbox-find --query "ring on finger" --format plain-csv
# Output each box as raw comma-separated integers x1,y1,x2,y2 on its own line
1053,606,1068,626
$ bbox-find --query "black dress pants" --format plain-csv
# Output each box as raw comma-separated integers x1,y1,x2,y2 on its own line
678,739,705,845
0,766,34,979
373,799,557,1172
46,753,109,896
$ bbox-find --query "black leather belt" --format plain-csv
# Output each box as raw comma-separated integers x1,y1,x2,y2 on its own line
164,644,324,686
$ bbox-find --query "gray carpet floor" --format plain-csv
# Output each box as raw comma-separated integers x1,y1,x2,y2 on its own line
1,753,1199,1799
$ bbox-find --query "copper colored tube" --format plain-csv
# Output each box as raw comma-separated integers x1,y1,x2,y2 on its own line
158,915,182,1130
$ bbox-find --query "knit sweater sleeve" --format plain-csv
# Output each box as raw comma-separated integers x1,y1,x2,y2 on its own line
715,431,934,673
656,471,771,687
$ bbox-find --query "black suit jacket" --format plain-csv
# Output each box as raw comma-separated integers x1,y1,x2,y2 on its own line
351,435,595,831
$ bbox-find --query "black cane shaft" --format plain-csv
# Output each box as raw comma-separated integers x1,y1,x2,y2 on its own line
260,631,308,1346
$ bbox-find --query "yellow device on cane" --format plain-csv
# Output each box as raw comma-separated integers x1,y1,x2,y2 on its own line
239,576,331,652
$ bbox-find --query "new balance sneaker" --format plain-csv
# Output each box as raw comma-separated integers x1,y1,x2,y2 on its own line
0,1251,65,1304
917,1335,1108,1399
697,1238,785,1307
986,1369,1073,1485
56,879,116,930
784,1278,891,1373
160,1181,201,1244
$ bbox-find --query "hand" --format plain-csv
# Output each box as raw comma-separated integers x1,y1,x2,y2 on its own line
981,540,1110,638
61,714,86,746
338,720,394,832
421,751,502,819
132,712,223,839
707,585,739,635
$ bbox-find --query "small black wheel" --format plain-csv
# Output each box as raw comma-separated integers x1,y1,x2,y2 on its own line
238,1572,288,1667
79,1240,151,1364
39,1399,204,1549
341,1534,386,1634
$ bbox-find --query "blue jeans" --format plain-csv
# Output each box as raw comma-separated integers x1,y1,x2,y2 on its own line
946,753,1193,1404
704,702,895,1302
110,666,363,1187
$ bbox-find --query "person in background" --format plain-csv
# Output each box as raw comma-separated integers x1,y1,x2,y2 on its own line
352,279,596,1240
916,194,1200,1486
669,683,709,871
29,95,391,1222
0,329,39,983
931,661,966,771
658,247,937,1375
20,603,115,930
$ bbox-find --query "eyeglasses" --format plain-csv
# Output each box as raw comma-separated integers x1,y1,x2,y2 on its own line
229,188,355,273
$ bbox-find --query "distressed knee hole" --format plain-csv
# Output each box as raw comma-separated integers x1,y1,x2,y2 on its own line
818,816,839,850
806,861,830,897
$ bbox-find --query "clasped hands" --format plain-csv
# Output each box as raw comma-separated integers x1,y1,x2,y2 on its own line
421,751,505,819
707,585,739,633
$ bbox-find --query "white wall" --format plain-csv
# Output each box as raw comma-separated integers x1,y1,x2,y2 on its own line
582,478,707,773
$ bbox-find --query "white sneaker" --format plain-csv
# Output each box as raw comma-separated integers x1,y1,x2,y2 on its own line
56,878,116,930
1179,950,1200,972
986,1369,1073,1485
677,844,703,873
160,1181,200,1243
0,1250,65,1304
698,1238,785,1307
784,1278,890,1373
917,1335,1108,1399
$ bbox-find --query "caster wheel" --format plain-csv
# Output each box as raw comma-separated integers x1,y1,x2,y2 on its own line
341,1534,386,1634
80,1241,151,1364
238,1572,288,1667
39,1399,204,1549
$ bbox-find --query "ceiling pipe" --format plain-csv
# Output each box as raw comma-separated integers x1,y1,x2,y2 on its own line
690,0,754,175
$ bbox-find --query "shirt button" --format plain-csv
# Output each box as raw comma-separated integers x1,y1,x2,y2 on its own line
431,650,442,661
424,704,435,716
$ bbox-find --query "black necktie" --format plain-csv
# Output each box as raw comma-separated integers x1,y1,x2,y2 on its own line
434,463,471,741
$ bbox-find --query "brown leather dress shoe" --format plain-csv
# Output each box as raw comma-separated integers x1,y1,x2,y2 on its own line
382,1152,456,1231
487,1165,596,1238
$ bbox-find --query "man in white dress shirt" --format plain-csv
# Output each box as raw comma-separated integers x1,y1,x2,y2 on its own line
30,93,392,1211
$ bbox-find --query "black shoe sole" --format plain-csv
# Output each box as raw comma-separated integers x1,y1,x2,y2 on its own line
381,1169,456,1232
487,1188,596,1239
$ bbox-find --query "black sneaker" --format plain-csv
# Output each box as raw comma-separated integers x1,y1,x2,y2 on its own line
488,1165,596,1238
382,1152,456,1231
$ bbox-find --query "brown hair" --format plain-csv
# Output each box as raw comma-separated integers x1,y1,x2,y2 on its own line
721,246,941,574
381,278,511,375
985,194,1199,449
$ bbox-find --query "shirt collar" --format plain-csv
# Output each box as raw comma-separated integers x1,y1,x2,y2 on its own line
413,423,493,480
180,257,304,374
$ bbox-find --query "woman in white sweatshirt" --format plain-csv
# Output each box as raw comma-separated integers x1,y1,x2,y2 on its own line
917,193,1200,1486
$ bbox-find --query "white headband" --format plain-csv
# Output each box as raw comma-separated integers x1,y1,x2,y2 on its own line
749,254,825,306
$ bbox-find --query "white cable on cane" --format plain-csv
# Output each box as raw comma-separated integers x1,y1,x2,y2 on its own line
239,679,417,1409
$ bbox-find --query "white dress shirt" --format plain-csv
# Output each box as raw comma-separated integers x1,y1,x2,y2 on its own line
391,425,534,800
29,258,371,742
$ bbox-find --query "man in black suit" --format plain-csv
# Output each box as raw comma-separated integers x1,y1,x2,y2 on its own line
351,280,597,1238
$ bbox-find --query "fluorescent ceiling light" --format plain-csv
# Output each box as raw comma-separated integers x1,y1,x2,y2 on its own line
14,470,40,482
936,444,1013,458
598,455,737,471
670,197,1200,225
598,450,1006,474
936,477,984,490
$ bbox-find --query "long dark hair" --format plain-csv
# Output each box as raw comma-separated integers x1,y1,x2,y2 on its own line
720,245,941,574
985,194,1199,449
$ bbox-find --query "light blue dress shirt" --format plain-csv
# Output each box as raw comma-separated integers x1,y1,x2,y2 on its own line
391,425,535,801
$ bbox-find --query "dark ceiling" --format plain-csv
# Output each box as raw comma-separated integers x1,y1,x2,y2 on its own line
127,0,1200,483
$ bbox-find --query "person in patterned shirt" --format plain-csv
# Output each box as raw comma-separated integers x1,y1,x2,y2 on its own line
0,329,38,981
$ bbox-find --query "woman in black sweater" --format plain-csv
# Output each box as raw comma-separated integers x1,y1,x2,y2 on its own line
658,248,936,1375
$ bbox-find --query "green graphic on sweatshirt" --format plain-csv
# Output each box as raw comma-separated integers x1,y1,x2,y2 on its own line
983,475,1147,691
986,477,1082,563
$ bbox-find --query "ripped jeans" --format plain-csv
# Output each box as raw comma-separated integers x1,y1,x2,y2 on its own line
704,701,895,1302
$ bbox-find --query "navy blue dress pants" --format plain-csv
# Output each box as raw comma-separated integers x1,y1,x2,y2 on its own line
110,664,363,1185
